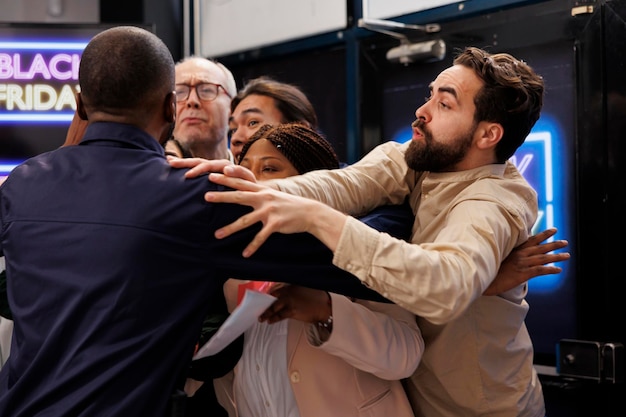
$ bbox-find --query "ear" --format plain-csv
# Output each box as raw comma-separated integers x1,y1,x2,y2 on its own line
75,93,88,121
164,91,176,123
475,121,503,150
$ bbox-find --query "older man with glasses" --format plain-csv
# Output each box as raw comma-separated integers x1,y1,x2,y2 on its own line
171,56,237,161
169,56,240,417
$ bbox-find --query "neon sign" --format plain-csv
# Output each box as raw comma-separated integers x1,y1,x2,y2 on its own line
0,40,87,122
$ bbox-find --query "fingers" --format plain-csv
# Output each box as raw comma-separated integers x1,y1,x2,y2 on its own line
515,251,570,271
223,165,257,182
519,227,569,257
212,211,258,237
259,299,288,323
167,157,234,178
241,229,271,258
532,252,571,265
204,195,270,257
530,240,569,255
204,202,260,252
204,177,289,258
188,160,234,178
207,173,261,191
522,227,557,247
205,189,260,208
525,265,563,277
167,156,207,167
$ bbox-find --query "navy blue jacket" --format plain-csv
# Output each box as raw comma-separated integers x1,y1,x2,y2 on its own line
0,122,406,417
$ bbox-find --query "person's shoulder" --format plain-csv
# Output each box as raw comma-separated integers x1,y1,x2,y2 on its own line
168,166,235,195
372,140,409,154
458,163,537,219
6,150,60,178
490,162,536,198
463,162,533,192
353,140,410,170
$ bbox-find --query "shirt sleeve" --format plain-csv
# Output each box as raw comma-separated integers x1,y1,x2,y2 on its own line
268,141,414,216
333,199,526,324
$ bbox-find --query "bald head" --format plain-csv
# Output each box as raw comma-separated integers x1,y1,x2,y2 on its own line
175,56,236,98
78,26,175,123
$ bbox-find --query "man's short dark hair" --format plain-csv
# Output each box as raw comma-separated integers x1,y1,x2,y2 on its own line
79,26,175,117
454,47,544,162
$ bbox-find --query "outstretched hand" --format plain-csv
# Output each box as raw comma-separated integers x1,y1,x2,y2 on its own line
484,228,570,296
205,172,346,257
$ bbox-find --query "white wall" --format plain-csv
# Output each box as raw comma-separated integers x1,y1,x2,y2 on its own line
363,0,462,20
197,0,347,57
0,0,99,23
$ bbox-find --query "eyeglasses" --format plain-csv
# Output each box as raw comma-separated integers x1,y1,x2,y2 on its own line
175,83,231,102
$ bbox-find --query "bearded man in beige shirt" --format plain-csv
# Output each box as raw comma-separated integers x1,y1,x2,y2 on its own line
174,46,569,417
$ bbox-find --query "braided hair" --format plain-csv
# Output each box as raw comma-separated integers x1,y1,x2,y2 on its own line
238,123,339,174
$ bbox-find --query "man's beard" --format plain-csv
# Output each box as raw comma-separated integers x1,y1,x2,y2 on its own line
404,119,474,172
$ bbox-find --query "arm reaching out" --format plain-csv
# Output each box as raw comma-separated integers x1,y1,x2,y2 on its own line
206,170,570,295
242,229,570,325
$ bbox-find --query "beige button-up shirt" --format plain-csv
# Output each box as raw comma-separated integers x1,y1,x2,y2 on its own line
270,141,545,417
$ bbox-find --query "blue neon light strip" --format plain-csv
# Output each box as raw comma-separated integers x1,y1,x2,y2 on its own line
0,164,20,172
513,131,555,235
0,113,74,122
511,127,569,293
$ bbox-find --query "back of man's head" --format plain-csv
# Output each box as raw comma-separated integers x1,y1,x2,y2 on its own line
79,26,175,118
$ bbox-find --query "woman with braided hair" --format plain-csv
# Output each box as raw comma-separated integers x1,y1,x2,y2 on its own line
215,122,422,417
238,123,340,175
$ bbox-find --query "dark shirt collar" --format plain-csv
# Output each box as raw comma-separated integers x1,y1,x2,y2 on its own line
80,122,165,155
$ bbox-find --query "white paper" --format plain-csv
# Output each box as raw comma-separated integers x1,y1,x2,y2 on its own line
192,289,276,359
